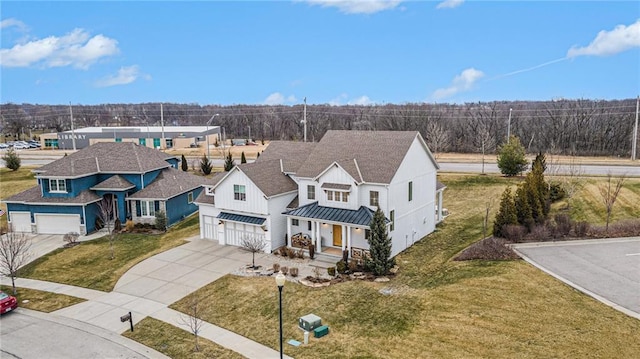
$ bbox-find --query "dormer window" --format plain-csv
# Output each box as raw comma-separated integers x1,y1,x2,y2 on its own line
321,183,350,203
49,179,67,193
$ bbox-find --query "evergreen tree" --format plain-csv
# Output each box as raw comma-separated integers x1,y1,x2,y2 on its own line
514,184,535,229
497,136,528,176
240,151,247,164
200,155,212,175
493,187,518,238
2,148,21,171
366,208,394,276
531,156,550,217
181,154,188,171
224,151,234,172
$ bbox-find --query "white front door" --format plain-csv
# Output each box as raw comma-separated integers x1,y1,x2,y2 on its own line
35,214,81,234
9,212,31,232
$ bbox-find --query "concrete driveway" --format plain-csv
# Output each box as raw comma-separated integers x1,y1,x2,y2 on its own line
512,238,640,319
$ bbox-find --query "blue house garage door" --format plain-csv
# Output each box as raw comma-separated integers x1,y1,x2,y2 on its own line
35,214,81,234
9,212,31,232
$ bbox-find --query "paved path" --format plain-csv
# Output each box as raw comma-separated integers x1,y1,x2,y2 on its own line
512,237,640,320
2,238,293,359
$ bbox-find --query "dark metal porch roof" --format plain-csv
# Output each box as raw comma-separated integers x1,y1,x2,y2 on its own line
217,212,266,225
283,201,386,227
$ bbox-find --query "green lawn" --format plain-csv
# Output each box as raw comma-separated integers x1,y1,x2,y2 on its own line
0,285,85,313
164,174,640,359
123,317,245,359
19,214,199,291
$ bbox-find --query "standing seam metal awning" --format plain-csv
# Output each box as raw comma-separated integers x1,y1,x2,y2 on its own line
283,202,388,227
217,212,266,225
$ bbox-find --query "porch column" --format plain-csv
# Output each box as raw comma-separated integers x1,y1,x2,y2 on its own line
286,217,292,247
347,226,352,254
341,225,346,251
438,190,444,222
316,221,322,253
311,219,316,246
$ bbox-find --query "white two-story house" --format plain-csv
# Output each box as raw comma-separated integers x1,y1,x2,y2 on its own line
196,131,445,258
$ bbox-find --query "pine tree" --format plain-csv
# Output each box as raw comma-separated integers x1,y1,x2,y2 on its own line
200,155,212,175
514,184,535,229
224,151,234,172
2,148,21,171
240,151,247,164
497,136,528,176
366,208,394,276
493,187,518,238
181,154,188,171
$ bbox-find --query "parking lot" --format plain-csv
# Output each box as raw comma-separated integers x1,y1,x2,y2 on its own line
513,238,640,319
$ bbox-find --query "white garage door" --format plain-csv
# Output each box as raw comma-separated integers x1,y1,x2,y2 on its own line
202,215,216,240
9,212,31,232
35,214,81,235
224,222,265,247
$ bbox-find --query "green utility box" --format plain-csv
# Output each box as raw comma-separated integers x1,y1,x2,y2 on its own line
313,325,329,338
299,314,322,331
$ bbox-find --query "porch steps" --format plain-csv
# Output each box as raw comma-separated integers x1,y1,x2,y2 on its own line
310,253,340,269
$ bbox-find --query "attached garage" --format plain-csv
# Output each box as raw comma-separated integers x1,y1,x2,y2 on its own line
218,212,267,248
9,212,31,233
202,215,217,240
35,214,81,235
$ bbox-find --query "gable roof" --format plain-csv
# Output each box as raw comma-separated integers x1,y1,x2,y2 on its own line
236,160,297,198
255,141,316,173
90,175,135,191
3,186,101,205
127,168,205,200
34,142,174,177
295,130,436,184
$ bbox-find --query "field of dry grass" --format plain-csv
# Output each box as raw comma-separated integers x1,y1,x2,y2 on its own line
0,285,85,313
163,174,640,359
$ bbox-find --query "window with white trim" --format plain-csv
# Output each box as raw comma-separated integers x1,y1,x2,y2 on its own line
408,181,413,202
370,191,379,207
140,201,155,217
307,185,315,200
188,192,194,203
234,184,246,201
326,190,349,203
292,219,299,226
49,179,67,193
390,210,395,231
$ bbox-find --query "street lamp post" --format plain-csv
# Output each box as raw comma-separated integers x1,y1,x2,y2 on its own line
206,114,220,160
275,271,286,359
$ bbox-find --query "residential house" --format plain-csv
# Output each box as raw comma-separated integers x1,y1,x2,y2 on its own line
3,142,205,235
196,131,445,259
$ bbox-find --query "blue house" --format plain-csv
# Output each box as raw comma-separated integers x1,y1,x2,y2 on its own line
3,142,205,235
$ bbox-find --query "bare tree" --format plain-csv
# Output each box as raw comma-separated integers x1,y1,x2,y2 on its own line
97,196,117,259
178,295,205,352
483,200,493,239
0,228,32,295
598,173,627,232
424,121,450,159
241,235,266,269
561,155,585,210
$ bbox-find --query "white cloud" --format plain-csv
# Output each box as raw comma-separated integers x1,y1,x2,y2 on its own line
567,19,640,58
436,0,464,9
304,0,403,14
432,68,484,100
263,92,298,105
95,65,148,87
329,93,349,106
348,95,373,105
1,18,28,31
0,28,119,69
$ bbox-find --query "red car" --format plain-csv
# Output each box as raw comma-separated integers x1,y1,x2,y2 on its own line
0,291,18,314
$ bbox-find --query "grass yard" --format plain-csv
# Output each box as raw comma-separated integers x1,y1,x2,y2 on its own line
123,317,245,359
162,173,640,359
0,166,38,228
0,285,85,313
19,214,199,292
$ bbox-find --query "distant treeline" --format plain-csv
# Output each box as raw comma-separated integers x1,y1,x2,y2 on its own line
1,98,638,157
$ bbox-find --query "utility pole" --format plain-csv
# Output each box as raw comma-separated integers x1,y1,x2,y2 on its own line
161,103,165,149
303,97,307,142
69,102,76,151
633,96,639,161
506,108,512,140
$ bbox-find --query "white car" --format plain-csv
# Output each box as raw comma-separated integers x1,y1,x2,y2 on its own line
12,143,29,149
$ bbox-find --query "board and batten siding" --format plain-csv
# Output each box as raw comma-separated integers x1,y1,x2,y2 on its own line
267,191,298,251
387,136,438,257
357,183,389,213
316,165,359,210
215,169,269,215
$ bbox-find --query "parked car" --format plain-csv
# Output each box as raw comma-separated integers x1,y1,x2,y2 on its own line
0,291,18,314
0,143,9,149
12,143,29,149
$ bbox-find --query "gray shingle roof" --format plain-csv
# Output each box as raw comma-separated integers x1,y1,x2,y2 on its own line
284,201,386,227
286,195,299,209
194,190,215,205
34,142,174,177
127,168,205,200
218,212,266,225
436,180,447,191
295,130,432,184
90,175,135,191
321,182,352,190
3,186,101,205
237,160,297,198
255,141,316,173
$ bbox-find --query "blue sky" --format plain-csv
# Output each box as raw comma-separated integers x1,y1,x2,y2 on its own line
1,1,639,105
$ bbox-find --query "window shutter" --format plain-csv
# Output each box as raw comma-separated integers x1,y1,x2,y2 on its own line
66,179,71,193
135,201,141,217
154,201,160,211
43,179,49,192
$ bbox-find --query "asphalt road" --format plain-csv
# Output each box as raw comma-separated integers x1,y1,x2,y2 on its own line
513,238,640,319
0,309,166,359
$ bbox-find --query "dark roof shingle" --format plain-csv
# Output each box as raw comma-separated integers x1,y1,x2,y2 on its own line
3,186,101,205
255,141,316,173
128,168,206,200
237,160,297,197
90,175,135,191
